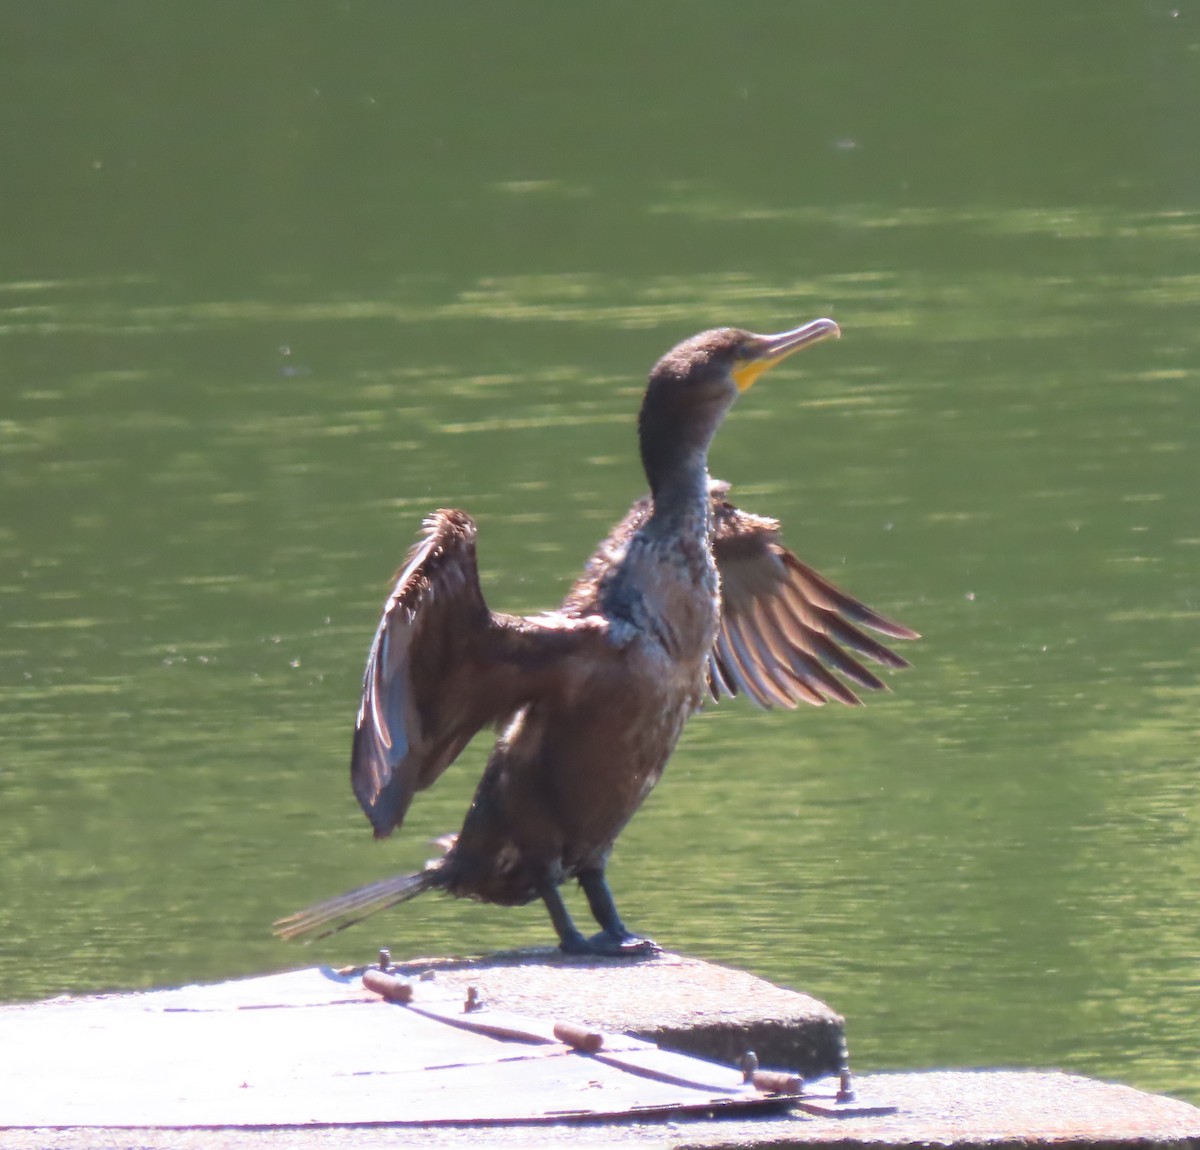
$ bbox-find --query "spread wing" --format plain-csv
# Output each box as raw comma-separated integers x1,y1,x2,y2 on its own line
709,491,919,708
352,508,606,838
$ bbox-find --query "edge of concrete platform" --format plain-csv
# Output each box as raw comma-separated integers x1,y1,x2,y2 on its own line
382,947,847,1077
3,1070,1199,1150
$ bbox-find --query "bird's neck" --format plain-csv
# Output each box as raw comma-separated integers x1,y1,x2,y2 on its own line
645,454,713,542
637,383,728,544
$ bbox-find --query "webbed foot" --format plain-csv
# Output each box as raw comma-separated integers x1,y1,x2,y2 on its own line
586,929,660,958
542,868,661,958
557,928,660,958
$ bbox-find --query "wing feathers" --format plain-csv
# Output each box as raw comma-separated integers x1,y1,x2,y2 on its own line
781,552,920,644
351,510,605,839
352,510,488,836
710,490,917,709
724,609,796,709
350,490,916,837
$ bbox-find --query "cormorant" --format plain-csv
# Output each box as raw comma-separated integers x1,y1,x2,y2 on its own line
276,320,917,955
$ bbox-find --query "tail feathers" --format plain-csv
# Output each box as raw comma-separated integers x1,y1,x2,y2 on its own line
274,866,440,942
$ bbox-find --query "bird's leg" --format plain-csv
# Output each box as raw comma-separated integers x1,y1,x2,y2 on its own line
537,881,592,955
577,867,660,957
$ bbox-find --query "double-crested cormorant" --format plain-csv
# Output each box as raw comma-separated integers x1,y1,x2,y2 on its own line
276,320,917,955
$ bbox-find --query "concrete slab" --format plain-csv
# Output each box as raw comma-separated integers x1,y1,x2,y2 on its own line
4,1071,1198,1150
2,950,1197,1148
378,947,847,1078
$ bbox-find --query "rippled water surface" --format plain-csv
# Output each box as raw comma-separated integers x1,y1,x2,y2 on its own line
2,3,1197,1106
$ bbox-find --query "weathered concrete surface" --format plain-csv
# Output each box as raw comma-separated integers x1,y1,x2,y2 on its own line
4,1071,1198,1150
3,950,1198,1148
383,947,846,1078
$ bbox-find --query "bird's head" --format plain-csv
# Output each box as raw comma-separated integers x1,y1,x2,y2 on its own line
639,318,841,493
650,319,841,400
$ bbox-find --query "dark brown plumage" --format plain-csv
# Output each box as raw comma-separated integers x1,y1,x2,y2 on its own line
276,320,917,954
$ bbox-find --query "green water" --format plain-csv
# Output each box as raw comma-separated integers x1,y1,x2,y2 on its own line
2,2,1198,1106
